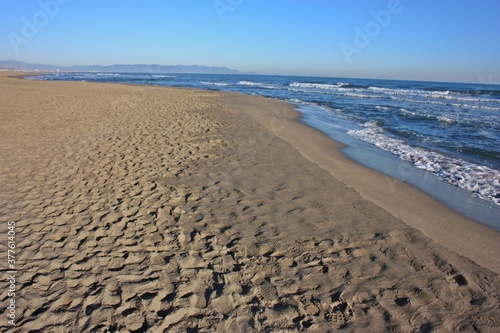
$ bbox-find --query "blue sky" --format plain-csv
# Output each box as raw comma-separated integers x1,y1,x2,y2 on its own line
1,0,499,83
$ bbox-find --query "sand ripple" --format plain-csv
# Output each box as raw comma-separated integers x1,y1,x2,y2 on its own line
0,75,499,332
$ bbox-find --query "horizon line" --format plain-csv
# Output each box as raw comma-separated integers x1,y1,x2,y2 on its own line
1,59,498,86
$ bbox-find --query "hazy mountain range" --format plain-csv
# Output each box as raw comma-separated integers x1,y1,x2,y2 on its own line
0,60,244,74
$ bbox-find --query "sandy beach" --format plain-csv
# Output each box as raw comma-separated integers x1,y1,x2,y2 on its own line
1,72,499,332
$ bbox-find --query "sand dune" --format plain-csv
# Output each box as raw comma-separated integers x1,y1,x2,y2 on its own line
0,73,499,332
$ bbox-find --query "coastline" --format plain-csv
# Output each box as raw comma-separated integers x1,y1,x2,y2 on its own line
25,71,500,226
222,93,500,274
297,105,500,231
1,72,499,332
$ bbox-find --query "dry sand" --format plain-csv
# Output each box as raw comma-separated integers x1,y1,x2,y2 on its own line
0,72,499,332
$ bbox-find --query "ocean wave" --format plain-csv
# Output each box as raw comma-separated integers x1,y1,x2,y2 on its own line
288,84,500,106
287,98,359,124
236,81,280,89
287,84,500,109
475,89,500,97
398,108,417,116
347,121,500,205
375,105,392,111
200,81,230,86
342,92,383,99
368,86,500,105
150,74,175,78
287,85,381,99
397,108,459,123
287,98,343,113
96,73,123,77
369,86,452,96
388,97,500,111
437,116,456,124
288,82,353,90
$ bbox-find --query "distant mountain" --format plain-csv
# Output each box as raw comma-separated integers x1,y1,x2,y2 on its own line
0,60,61,71
0,60,242,74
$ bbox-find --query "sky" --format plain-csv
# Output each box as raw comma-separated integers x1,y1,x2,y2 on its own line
1,0,499,83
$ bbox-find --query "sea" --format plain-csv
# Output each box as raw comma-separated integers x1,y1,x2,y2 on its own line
29,73,500,230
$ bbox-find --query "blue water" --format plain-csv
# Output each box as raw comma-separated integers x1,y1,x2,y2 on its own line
30,72,500,228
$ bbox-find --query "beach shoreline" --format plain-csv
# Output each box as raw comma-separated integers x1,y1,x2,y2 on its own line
221,92,500,273
1,72,499,332
25,71,500,227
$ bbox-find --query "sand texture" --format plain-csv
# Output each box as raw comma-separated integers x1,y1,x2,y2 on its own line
0,73,499,332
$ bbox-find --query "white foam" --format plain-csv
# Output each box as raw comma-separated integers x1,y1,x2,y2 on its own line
200,81,229,86
236,81,279,89
337,88,500,111
347,122,500,205
288,82,349,90
151,74,175,78
339,92,376,99
286,86,378,99
368,86,500,106
387,97,500,112
437,116,455,123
